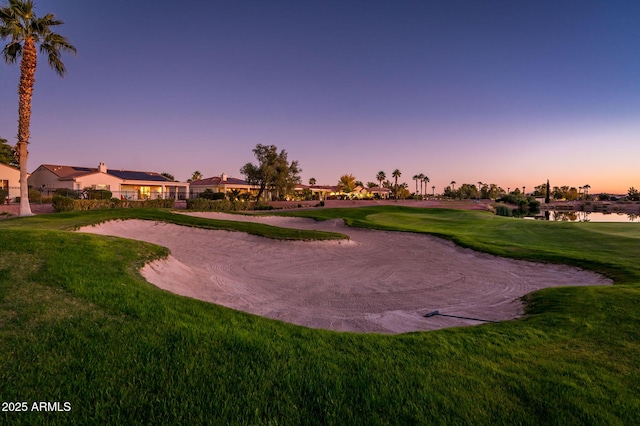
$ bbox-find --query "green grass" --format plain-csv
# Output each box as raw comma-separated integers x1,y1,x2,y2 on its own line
1,206,639,424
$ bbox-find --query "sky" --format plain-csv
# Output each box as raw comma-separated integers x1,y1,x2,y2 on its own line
1,0,639,194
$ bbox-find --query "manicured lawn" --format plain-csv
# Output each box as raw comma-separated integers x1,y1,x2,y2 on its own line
1,207,638,424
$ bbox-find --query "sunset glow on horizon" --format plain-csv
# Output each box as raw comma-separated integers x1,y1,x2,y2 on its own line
1,0,638,195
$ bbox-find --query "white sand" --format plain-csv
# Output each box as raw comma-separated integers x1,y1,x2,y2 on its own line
78,213,612,333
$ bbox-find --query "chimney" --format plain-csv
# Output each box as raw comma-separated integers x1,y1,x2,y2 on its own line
221,172,227,181
98,162,107,173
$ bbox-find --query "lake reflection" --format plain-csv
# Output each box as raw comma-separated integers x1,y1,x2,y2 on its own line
534,211,640,222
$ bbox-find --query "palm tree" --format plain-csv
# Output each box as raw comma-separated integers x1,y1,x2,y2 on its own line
376,171,386,199
477,181,483,200
188,170,203,182
392,169,401,200
422,175,430,199
432,185,435,197
1,0,76,216
583,184,590,200
450,180,456,191
417,173,425,198
412,174,419,197
308,177,316,186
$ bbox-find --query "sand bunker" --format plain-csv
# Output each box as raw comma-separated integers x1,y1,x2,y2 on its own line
78,213,612,333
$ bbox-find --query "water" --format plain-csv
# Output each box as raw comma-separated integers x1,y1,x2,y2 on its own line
528,211,640,222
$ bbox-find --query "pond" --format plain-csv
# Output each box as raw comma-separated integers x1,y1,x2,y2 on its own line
527,211,640,222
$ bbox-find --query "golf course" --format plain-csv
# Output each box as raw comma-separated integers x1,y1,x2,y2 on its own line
1,206,639,424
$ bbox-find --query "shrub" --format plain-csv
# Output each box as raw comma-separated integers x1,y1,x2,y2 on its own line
252,203,274,211
52,195,75,212
495,205,512,217
52,197,174,212
186,199,250,212
87,189,112,200
28,188,44,203
54,188,80,199
198,189,225,200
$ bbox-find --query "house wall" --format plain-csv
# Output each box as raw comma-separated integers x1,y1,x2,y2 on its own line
74,173,123,191
28,167,69,192
0,163,21,201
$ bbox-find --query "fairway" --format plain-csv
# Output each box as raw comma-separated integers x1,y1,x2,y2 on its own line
1,207,639,424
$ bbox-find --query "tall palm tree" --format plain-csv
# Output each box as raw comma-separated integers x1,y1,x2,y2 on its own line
376,171,386,199
1,0,76,216
432,185,435,197
450,180,456,191
417,173,425,198
392,169,401,200
412,174,419,197
422,175,430,199
583,184,590,200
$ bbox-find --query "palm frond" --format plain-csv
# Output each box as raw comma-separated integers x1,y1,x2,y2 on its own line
2,40,21,63
46,50,65,76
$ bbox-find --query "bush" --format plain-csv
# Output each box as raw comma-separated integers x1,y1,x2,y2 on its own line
28,188,43,203
87,189,113,200
54,188,80,199
52,197,174,212
52,195,75,212
186,199,250,212
198,189,225,200
495,205,512,217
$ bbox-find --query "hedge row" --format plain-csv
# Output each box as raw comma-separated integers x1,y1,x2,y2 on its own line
185,199,254,211
53,196,175,212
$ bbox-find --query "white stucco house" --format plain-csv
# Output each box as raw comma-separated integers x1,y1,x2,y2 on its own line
0,162,21,202
28,162,189,200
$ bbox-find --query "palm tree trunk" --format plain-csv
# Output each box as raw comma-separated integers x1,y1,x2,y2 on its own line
17,38,37,216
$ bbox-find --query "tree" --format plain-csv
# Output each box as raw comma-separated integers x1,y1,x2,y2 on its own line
392,169,401,200
412,174,419,196
545,180,550,204
188,170,202,182
0,137,17,167
422,175,430,199
1,0,76,216
308,177,316,186
583,184,591,200
450,181,456,191
337,174,356,194
161,172,175,181
241,144,301,201
628,187,640,201
417,173,425,198
376,171,386,198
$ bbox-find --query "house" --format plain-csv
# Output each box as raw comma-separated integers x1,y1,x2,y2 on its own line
190,173,256,197
294,184,335,200
28,162,189,200
0,162,21,202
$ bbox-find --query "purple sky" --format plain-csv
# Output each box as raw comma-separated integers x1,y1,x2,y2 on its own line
1,0,639,193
